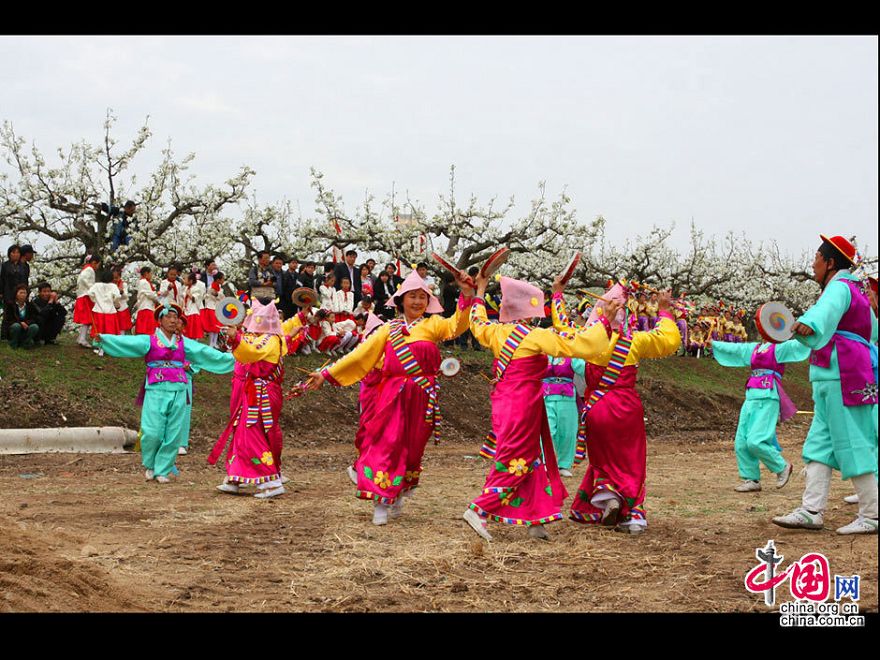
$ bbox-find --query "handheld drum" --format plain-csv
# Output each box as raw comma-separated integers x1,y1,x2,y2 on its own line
216,297,247,326
431,252,475,288
479,247,511,279
755,302,795,343
557,251,581,286
440,357,462,377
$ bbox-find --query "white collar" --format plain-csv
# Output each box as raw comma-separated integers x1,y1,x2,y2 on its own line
155,329,179,348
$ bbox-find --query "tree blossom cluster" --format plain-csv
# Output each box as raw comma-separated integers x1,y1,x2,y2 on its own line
1,117,875,323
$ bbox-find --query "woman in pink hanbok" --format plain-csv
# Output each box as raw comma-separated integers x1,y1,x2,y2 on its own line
550,280,680,535
464,272,617,542
307,271,476,526
347,313,387,485
208,299,293,499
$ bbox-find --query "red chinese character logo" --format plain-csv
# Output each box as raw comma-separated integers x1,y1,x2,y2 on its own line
788,553,830,602
745,543,831,606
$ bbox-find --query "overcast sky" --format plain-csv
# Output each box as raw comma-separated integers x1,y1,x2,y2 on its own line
1,35,876,257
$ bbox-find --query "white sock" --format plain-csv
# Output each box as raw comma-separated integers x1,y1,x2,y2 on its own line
852,473,879,520
802,462,832,513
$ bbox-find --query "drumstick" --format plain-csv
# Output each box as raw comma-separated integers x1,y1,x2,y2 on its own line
581,290,611,303
480,373,495,383
795,411,815,415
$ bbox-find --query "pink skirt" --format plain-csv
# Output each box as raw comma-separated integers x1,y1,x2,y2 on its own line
209,360,284,484
470,354,568,526
73,296,94,325
353,339,440,504
570,364,647,527
354,370,382,455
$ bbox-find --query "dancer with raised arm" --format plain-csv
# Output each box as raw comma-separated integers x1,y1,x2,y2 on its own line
306,270,476,526
550,278,680,535
464,271,618,542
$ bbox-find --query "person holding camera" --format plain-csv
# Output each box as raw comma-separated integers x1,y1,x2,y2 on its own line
32,282,67,344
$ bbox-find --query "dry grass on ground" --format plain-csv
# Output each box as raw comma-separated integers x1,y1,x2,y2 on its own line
0,339,875,612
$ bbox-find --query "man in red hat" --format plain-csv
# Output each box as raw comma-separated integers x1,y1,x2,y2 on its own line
772,235,877,535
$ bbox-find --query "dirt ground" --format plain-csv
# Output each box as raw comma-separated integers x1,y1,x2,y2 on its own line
1,370,876,612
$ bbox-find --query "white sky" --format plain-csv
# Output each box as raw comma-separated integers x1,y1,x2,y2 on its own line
1,35,877,257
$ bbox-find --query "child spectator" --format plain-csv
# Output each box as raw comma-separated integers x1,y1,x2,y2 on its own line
134,266,160,335
159,265,183,306
333,277,355,321
202,271,225,348
333,312,359,352
316,309,342,354
182,271,205,340
112,266,133,334
319,272,336,310
74,254,101,347
88,269,123,346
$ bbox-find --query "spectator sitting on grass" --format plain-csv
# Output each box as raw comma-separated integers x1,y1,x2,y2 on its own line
8,284,40,349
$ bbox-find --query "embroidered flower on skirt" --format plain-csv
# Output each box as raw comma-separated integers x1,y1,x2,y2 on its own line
374,470,392,489
508,458,529,476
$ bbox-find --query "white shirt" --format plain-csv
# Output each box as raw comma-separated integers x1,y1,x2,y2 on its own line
76,267,96,298
115,281,130,311
159,279,183,306
319,285,336,311
333,289,354,315
183,281,205,316
135,278,160,313
87,282,122,314
319,319,335,340
333,319,356,335
204,284,222,311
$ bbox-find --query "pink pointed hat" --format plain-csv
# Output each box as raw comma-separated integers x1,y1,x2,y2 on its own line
387,270,444,314
364,312,384,337
499,276,545,323
242,298,284,335
586,283,626,331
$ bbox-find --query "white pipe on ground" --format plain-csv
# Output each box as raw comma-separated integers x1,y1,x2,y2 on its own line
0,427,138,454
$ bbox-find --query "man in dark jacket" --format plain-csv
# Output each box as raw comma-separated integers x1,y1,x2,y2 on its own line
199,258,220,290
247,251,276,298
297,262,316,290
333,250,362,303
280,256,300,320
32,282,67,344
384,262,404,289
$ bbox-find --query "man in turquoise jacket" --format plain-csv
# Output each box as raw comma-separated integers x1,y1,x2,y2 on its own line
772,235,878,535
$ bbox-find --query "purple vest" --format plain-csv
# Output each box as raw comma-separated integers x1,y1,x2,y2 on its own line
747,344,785,390
747,343,798,421
543,358,575,397
809,279,877,407
145,332,188,386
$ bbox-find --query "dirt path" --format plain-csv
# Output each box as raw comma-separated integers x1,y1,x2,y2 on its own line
2,418,875,613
